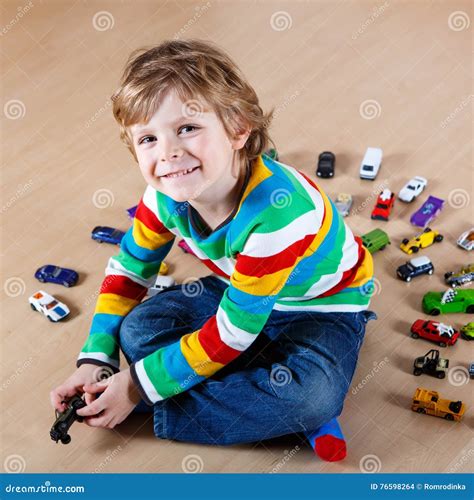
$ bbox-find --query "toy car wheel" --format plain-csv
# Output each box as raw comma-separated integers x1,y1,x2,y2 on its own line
428,269,433,275
410,246,419,253
439,342,447,348
38,277,45,283
411,332,419,339
61,435,71,444
430,308,440,316
434,235,443,242
437,372,446,379
402,239,409,245
444,414,454,421
48,316,55,322
423,227,431,233
416,408,426,414
30,304,36,311
413,368,422,376
466,305,474,314
63,281,70,287
406,276,412,282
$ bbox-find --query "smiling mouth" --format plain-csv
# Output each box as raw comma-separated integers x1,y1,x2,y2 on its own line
161,166,200,179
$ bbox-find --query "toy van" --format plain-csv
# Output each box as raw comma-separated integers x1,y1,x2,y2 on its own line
360,147,382,180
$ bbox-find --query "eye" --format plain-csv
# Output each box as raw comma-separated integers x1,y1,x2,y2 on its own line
138,136,156,145
178,125,199,135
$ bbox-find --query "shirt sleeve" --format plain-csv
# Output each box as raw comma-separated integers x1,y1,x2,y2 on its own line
130,209,320,405
77,185,175,372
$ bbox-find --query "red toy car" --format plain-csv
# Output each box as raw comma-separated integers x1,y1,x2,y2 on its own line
410,320,460,347
371,189,395,221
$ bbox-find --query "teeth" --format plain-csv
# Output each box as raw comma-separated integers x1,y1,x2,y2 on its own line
165,167,197,178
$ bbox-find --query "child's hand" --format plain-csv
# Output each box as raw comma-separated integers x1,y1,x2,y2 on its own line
76,369,141,429
50,364,101,412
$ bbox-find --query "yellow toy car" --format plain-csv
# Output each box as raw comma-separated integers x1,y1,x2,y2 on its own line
411,387,466,421
400,227,443,255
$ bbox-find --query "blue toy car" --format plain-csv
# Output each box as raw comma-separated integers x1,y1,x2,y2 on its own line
396,256,434,282
91,226,125,245
34,265,79,287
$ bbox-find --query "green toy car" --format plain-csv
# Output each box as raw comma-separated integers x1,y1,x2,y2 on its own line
361,228,390,254
422,289,474,316
461,322,474,340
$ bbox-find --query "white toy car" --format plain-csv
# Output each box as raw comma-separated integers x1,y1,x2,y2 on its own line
457,228,474,251
398,176,428,203
359,147,382,180
29,290,70,322
148,275,177,297
334,193,353,217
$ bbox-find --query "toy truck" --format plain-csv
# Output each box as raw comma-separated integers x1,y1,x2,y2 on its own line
411,388,466,421
413,350,449,379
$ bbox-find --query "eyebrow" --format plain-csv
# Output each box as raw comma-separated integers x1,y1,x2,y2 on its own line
131,116,205,137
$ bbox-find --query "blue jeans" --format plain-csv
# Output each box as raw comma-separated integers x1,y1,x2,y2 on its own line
119,275,377,445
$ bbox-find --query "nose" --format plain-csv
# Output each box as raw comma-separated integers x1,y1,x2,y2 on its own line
159,135,183,163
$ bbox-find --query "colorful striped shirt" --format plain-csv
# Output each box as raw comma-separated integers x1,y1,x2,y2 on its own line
77,155,374,404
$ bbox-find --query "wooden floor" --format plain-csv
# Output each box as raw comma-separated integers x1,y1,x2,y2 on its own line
1,0,472,473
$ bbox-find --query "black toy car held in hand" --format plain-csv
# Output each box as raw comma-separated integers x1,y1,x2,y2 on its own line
316,151,335,178
50,395,86,444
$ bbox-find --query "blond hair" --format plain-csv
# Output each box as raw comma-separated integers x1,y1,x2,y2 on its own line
111,39,273,166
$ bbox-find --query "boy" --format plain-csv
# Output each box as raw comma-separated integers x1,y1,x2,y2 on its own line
51,39,376,462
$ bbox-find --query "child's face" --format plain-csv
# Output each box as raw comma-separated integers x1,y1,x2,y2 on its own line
130,90,248,204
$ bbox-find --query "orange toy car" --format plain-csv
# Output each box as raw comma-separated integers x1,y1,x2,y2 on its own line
411,388,466,421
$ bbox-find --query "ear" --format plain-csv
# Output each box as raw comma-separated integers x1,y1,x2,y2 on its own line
230,126,251,151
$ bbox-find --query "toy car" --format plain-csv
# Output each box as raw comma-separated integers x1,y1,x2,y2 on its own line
126,205,138,219
371,189,395,221
29,290,70,322
410,319,459,347
359,147,382,180
148,275,176,297
444,263,474,288
50,395,86,444
316,151,335,178
413,349,449,379
400,227,443,255
460,322,474,341
178,239,196,256
361,228,390,254
159,261,169,275
398,176,428,203
34,265,78,287
410,195,444,227
411,388,466,421
334,193,352,217
457,228,474,251
469,363,474,379
264,148,279,161
396,255,434,282
422,288,474,315
91,226,125,245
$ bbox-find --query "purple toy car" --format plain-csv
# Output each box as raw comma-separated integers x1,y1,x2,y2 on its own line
178,239,196,256
410,195,444,228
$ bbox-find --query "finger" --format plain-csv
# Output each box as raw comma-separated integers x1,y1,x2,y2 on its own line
83,414,110,428
84,392,95,405
83,382,108,394
50,386,76,412
76,399,105,418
